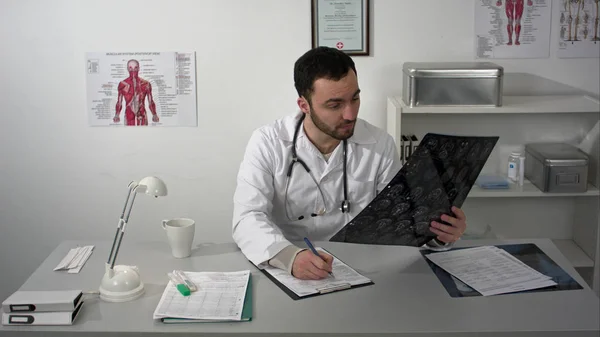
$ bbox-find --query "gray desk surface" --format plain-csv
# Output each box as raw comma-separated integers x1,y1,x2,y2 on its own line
0,238,598,337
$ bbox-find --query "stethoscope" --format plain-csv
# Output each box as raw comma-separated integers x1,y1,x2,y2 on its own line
284,114,350,221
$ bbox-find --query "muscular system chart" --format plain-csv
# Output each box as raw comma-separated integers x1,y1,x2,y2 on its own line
86,51,197,127
475,0,552,58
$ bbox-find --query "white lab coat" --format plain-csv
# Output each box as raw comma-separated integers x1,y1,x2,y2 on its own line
232,112,401,266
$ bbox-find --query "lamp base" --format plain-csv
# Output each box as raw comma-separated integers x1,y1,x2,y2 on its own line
99,264,145,302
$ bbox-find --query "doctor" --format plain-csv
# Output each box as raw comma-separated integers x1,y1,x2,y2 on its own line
232,47,467,280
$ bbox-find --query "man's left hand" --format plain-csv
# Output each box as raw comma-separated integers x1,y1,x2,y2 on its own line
429,206,467,243
152,114,160,123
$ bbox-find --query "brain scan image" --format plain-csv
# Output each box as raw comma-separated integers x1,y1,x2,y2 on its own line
330,133,499,247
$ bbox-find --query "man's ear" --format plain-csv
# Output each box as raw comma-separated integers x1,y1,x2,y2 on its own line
297,96,310,114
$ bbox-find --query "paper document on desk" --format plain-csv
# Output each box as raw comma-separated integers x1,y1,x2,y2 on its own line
53,245,94,273
153,270,251,322
261,248,372,300
425,246,557,296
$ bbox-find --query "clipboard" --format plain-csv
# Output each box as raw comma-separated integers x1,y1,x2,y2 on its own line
259,248,373,300
421,243,584,298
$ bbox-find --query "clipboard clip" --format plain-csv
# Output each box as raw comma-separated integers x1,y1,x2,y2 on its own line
316,282,351,294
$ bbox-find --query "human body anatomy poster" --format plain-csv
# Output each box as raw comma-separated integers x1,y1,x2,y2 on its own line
86,52,197,127
556,0,600,58
475,0,552,58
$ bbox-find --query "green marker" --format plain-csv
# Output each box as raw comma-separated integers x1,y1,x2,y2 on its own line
168,272,191,296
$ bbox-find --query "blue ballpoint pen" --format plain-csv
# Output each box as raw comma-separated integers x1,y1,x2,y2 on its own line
303,237,334,277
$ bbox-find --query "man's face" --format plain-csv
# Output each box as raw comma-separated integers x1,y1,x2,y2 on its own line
302,70,360,141
127,61,139,77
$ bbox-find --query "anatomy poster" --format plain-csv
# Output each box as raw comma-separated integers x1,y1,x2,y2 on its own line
556,0,600,58
475,0,552,58
86,52,197,127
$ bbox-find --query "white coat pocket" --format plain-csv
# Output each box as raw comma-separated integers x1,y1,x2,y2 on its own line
346,175,377,217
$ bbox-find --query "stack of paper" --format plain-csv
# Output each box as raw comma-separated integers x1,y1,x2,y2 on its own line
153,270,252,323
53,246,94,274
425,246,557,296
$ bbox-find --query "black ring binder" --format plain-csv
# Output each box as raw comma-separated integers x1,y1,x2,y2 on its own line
8,315,34,324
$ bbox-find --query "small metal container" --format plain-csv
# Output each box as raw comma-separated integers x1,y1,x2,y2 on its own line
524,143,589,193
402,62,503,107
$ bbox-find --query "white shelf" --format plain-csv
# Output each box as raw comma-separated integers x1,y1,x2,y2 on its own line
468,179,600,198
553,239,595,268
394,94,600,114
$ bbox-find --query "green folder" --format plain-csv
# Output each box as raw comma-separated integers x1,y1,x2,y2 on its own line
161,273,253,323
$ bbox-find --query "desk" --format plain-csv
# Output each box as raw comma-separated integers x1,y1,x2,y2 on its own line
0,238,598,336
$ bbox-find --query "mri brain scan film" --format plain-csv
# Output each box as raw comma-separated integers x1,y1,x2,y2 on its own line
330,133,499,247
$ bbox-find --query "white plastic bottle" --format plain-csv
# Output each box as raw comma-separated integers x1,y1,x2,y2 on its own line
508,151,521,183
518,154,525,186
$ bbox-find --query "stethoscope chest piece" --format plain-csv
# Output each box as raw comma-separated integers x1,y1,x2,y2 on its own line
340,200,350,213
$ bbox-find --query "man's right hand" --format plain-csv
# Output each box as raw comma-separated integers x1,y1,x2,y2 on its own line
291,249,333,280
113,115,120,123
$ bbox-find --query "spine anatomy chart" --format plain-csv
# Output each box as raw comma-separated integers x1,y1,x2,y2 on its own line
557,0,600,57
475,0,552,59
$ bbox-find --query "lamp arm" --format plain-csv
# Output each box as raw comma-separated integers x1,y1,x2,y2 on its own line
106,221,124,265
106,182,138,267
120,181,138,218
108,187,140,269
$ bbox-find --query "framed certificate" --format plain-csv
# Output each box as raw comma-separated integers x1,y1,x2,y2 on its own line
311,0,370,56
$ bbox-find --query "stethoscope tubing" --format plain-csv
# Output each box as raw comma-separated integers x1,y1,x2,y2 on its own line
284,114,350,221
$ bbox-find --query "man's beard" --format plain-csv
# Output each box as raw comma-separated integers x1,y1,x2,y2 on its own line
308,106,355,141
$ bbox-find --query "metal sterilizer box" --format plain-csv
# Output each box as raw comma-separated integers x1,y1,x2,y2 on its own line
402,62,504,107
524,143,589,193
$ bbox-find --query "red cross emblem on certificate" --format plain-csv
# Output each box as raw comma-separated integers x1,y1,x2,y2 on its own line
336,42,344,49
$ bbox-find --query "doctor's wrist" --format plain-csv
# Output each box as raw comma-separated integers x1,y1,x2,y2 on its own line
268,245,305,274
425,238,454,251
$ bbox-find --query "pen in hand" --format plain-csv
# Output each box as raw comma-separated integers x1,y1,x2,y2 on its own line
303,237,334,277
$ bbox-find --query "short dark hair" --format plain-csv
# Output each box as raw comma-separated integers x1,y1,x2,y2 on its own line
293,47,357,103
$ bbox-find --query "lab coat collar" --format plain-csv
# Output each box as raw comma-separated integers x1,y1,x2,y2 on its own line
277,112,376,145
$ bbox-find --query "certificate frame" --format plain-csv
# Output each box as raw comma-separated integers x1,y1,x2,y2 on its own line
311,0,370,56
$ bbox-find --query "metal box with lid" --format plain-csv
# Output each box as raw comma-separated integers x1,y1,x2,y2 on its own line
524,143,589,193
402,62,503,107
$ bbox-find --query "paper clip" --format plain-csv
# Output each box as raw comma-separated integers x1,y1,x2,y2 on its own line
316,283,351,294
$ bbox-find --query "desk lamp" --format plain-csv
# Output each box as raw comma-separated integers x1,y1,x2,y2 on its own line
99,176,168,302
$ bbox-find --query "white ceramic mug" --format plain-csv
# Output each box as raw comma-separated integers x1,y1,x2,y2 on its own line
162,218,195,258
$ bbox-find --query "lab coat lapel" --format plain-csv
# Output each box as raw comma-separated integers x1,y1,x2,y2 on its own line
297,128,326,180
321,143,344,179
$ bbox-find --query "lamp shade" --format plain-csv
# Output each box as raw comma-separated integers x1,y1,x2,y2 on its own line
137,176,168,197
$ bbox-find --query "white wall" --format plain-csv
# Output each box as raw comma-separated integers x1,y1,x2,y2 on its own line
1,0,598,300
